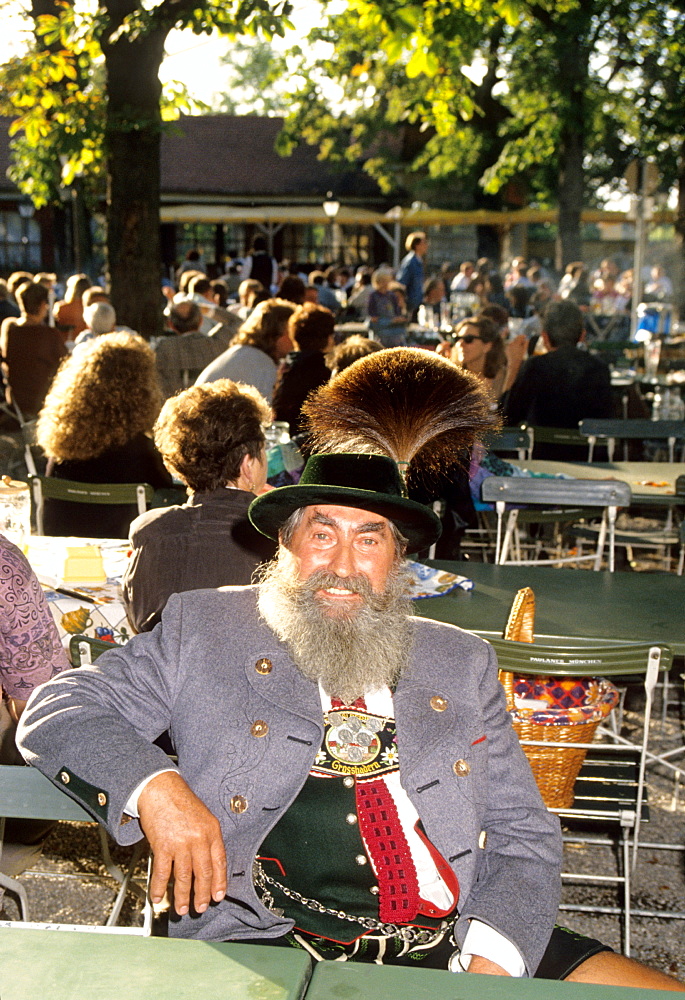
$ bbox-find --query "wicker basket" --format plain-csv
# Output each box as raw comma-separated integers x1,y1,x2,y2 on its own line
499,587,615,809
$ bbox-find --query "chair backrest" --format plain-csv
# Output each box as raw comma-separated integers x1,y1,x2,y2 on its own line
528,425,588,458
29,476,154,535
579,418,685,462
69,633,121,667
480,476,631,509
489,636,671,681
486,426,534,461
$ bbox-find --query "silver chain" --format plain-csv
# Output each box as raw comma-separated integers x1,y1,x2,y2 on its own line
252,861,452,946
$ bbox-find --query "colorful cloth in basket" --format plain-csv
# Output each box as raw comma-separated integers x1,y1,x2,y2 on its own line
511,676,619,726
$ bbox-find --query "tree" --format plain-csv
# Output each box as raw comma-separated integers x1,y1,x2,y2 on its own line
215,38,290,115
281,0,663,267
629,4,685,319
0,0,293,337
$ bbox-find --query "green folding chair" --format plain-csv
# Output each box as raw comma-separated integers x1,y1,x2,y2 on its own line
490,635,671,956
0,765,150,932
481,476,631,571
29,476,154,535
580,418,685,463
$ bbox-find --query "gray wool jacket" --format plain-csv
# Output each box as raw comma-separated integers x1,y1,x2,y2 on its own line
17,586,562,974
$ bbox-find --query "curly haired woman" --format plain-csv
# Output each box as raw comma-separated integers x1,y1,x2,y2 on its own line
122,379,276,631
36,332,172,537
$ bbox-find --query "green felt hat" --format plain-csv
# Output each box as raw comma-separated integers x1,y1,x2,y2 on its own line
248,453,441,552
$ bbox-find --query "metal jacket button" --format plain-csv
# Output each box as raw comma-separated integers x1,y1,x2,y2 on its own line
453,759,471,777
97,792,107,806
479,830,488,849
355,854,367,866
60,771,70,784
255,658,272,675
430,695,448,712
230,795,248,814
250,720,269,737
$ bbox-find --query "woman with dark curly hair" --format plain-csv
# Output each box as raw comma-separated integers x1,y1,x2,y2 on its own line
36,332,172,537
121,379,277,632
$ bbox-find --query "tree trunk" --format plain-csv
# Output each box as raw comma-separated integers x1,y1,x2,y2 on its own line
675,137,685,323
555,31,588,270
101,17,166,338
556,128,584,270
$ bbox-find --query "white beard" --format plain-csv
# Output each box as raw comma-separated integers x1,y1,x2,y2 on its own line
256,555,415,704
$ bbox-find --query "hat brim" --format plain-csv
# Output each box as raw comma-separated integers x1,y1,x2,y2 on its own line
249,484,441,552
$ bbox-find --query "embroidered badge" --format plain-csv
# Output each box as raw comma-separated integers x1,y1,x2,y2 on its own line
312,709,399,778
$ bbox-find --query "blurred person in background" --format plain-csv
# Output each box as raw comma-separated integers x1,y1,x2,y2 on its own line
451,316,508,406
397,231,428,320
1,280,66,420
326,334,383,376
241,235,278,293
73,301,117,348
53,273,91,343
195,298,296,403
272,304,335,436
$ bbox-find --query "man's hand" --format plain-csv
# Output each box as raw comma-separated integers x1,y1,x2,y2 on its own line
137,771,227,916
467,956,512,976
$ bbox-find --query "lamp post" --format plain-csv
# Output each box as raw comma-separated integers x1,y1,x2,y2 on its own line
17,201,35,269
323,191,340,263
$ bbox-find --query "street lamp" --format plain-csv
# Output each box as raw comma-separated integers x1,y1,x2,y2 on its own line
17,200,35,269
323,191,340,262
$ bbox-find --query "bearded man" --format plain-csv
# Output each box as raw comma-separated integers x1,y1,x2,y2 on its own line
16,454,684,990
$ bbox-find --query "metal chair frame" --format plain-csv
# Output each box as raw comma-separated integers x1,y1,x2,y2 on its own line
490,636,669,956
0,765,151,933
481,477,631,571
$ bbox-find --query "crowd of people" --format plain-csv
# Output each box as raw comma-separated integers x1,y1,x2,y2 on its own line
0,241,683,991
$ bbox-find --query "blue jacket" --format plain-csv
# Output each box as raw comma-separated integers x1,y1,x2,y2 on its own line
397,252,425,311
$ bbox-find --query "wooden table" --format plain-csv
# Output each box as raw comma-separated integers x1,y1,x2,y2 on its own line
509,459,685,506
307,960,677,999
416,560,685,655
0,928,311,1000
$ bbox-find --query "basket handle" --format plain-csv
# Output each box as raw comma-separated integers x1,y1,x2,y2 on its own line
499,587,536,711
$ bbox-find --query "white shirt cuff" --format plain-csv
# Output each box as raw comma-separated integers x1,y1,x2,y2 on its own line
124,768,177,817
457,919,526,977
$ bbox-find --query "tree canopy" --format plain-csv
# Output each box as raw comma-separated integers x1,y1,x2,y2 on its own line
0,0,293,336
281,0,682,268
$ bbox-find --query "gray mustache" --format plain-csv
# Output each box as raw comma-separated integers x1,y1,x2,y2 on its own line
301,570,374,600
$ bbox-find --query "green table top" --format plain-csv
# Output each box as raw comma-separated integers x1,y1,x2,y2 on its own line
306,961,678,999
509,459,685,505
0,929,311,1000
417,560,685,655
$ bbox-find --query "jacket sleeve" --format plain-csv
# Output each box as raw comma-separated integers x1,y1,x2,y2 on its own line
455,641,563,976
16,595,189,844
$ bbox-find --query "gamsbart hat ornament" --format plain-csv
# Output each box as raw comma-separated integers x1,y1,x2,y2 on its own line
249,347,495,552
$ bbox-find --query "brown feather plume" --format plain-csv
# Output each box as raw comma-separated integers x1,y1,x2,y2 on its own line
301,347,498,487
